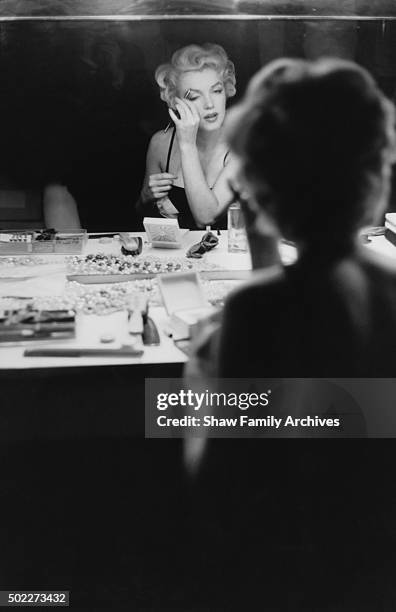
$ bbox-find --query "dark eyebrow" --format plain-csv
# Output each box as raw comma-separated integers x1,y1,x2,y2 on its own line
211,81,223,89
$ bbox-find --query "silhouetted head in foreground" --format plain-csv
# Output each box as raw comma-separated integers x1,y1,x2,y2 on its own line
227,58,396,256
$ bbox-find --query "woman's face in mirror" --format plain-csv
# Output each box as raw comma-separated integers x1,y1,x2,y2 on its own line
176,67,227,131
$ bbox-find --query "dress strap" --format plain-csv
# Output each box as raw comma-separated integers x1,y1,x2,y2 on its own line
165,127,176,173
223,150,230,166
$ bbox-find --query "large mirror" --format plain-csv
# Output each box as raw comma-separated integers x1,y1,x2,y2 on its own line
1,5,396,229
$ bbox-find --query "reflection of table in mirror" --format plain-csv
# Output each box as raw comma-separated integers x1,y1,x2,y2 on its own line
0,230,390,373
0,230,299,369
0,230,255,439
0,231,254,370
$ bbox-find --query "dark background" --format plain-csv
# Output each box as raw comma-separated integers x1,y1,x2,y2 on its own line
2,10,396,609
1,16,396,230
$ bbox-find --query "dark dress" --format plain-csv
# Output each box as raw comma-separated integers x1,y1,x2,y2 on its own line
164,128,228,230
188,247,396,609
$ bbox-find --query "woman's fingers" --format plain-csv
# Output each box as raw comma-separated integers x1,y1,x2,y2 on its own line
154,190,171,199
172,98,200,144
148,173,178,200
150,184,172,194
175,98,200,124
168,107,180,123
150,173,177,181
183,98,200,122
174,100,190,122
150,178,174,187
152,183,172,191
149,173,177,193
151,188,171,198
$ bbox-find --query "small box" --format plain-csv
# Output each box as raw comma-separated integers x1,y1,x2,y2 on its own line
385,213,396,234
0,231,34,253
143,217,189,249
0,229,87,255
158,271,215,340
54,229,87,253
32,231,55,253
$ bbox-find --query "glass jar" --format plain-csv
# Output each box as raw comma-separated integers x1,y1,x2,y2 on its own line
227,203,248,253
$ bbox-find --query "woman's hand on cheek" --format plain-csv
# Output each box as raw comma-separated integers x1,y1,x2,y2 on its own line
169,98,200,146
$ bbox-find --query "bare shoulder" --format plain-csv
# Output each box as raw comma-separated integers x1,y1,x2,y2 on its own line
223,149,237,167
148,129,172,156
221,152,239,177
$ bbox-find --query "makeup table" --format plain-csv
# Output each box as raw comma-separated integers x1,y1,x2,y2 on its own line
0,229,393,440
0,230,260,370
0,229,391,371
0,230,258,440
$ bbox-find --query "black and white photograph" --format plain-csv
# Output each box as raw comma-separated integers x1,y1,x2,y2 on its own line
1,1,396,609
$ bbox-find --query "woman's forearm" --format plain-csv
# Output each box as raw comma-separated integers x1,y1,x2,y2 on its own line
43,184,81,230
179,144,219,226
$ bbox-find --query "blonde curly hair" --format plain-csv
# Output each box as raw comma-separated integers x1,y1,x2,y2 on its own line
155,43,236,106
